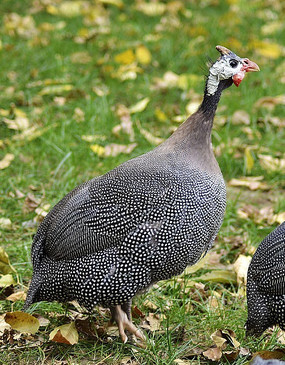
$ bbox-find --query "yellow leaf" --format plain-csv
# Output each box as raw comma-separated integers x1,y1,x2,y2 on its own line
136,2,166,16
155,108,167,122
0,154,14,170
0,247,15,274
129,97,150,114
250,40,283,59
135,45,152,65
114,49,136,65
90,144,105,157
47,1,83,17
244,147,254,173
39,84,73,96
49,322,78,345
3,116,29,130
5,311,39,334
0,274,16,287
136,120,164,145
274,212,285,225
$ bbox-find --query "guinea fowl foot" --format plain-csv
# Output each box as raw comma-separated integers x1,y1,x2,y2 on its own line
110,305,145,343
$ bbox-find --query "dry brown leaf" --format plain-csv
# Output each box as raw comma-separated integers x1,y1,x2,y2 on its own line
233,255,251,285
5,312,40,334
252,349,285,360
173,359,192,365
22,193,41,214
49,322,78,345
228,176,269,191
141,313,164,331
6,291,26,302
0,154,15,170
143,299,158,310
203,347,222,361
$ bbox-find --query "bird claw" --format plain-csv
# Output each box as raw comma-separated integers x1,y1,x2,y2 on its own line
110,305,145,344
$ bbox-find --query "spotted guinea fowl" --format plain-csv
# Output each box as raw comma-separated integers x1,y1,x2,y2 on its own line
24,46,259,343
246,222,285,337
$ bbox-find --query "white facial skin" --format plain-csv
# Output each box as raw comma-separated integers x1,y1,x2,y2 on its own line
207,56,243,96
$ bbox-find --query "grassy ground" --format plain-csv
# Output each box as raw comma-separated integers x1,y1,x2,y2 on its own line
0,0,284,363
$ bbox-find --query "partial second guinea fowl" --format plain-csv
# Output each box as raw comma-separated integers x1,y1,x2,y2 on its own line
24,46,259,343
246,222,285,337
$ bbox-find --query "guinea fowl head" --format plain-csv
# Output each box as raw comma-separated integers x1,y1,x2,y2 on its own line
206,45,260,96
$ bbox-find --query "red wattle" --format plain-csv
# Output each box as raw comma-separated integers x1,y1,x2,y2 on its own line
233,71,245,87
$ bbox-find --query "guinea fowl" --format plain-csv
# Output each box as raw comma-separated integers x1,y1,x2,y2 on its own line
24,46,259,343
246,222,285,337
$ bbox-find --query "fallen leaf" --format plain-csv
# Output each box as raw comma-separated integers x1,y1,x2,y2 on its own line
136,120,164,145
233,255,251,285
252,349,285,360
0,154,15,170
4,13,37,38
0,218,12,230
191,270,237,284
73,107,85,123
33,315,50,327
173,360,192,365
155,108,167,122
153,71,179,90
185,101,200,115
244,147,254,173
0,274,16,287
261,21,283,35
39,84,73,96
136,2,166,16
254,95,285,110
49,322,78,345
141,313,164,331
5,312,40,334
232,110,250,125
70,51,92,64
203,347,222,361
92,85,110,97
129,97,150,114
22,193,41,214
6,291,26,302
47,1,83,17
81,134,106,142
3,117,29,130
114,49,136,65
228,176,269,191
114,104,135,142
143,299,158,310
98,0,124,8
0,247,16,274
90,143,137,157
258,154,285,172
135,45,152,65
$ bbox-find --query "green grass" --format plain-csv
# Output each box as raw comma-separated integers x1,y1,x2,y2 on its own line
0,0,284,363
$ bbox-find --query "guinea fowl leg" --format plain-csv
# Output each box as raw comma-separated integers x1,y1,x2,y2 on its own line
110,304,145,343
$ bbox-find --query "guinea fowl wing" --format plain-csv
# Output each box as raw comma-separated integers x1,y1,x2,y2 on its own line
39,158,225,277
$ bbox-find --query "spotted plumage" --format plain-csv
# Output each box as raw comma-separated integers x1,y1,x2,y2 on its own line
246,222,285,336
24,46,259,342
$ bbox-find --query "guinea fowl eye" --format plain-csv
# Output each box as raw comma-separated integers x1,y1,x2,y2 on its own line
229,59,238,68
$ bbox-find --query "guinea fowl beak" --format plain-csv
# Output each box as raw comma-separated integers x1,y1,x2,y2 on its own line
232,58,260,87
241,58,260,72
